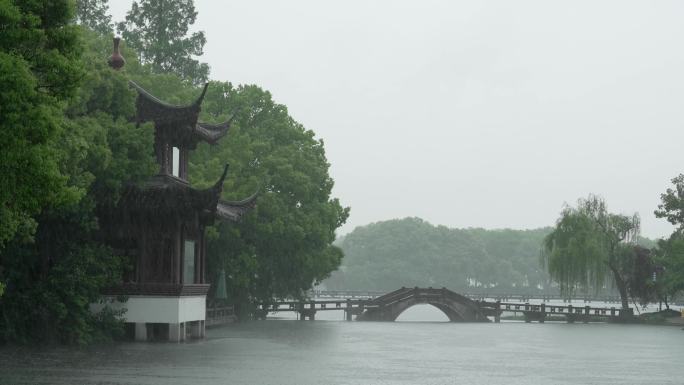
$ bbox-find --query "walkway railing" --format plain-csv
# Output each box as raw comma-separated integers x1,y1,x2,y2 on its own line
206,305,236,327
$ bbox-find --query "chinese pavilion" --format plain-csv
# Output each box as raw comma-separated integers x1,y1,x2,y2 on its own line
102,39,256,342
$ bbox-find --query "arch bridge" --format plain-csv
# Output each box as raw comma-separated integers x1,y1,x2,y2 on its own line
356,287,494,322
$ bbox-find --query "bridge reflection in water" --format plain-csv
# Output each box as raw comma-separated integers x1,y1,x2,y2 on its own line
256,287,634,323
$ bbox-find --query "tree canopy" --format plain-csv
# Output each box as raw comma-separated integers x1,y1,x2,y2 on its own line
117,0,209,84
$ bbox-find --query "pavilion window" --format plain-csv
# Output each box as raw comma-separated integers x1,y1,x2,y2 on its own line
171,146,180,177
183,240,196,284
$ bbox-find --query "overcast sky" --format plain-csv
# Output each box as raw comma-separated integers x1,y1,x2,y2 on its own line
110,1,684,238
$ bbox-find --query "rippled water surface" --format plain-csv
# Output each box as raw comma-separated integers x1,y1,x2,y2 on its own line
0,306,681,385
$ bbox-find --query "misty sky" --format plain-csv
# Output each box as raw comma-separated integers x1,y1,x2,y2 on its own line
110,1,684,238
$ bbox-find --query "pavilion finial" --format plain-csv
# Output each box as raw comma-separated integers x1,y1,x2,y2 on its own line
108,37,125,70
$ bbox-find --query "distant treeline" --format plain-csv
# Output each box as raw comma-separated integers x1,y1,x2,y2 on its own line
324,217,656,294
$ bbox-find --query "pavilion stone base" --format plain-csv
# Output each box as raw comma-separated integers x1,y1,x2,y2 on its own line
95,295,206,342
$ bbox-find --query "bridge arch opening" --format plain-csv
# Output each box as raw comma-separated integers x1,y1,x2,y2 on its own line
394,303,462,322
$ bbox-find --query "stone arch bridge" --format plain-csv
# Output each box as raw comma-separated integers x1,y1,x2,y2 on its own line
356,287,495,322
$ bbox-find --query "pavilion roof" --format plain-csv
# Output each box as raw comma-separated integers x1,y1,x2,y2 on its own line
130,80,206,128
129,81,233,147
118,165,256,223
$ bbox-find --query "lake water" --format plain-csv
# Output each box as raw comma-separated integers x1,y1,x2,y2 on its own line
0,305,681,385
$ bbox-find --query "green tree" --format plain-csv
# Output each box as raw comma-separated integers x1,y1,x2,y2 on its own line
625,246,660,307
542,196,640,310
75,0,113,34
189,82,349,314
0,0,83,249
117,0,209,84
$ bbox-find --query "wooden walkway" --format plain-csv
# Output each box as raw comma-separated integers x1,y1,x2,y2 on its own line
257,299,367,320
492,301,633,323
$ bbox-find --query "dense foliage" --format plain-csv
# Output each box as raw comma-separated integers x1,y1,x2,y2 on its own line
0,0,82,249
324,217,552,293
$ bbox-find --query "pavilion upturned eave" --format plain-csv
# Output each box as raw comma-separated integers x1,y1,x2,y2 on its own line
194,116,235,144
216,191,258,221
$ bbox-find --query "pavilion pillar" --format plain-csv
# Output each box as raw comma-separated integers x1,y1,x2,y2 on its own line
160,142,170,175
200,231,206,283
180,148,189,180
137,234,146,282
174,223,181,284
190,321,202,339
134,323,148,342
169,322,183,342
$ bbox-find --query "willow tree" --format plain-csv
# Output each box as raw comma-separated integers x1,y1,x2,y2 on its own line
541,196,640,310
